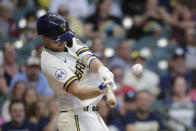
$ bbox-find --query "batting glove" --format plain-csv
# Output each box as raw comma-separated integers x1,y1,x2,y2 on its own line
98,80,110,94
98,66,117,90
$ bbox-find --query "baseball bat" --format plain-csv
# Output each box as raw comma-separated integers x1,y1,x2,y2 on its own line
106,85,117,108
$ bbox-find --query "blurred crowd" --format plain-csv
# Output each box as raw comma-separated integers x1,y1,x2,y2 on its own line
0,0,196,131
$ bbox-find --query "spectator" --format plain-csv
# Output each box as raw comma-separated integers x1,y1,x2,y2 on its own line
0,117,3,126
0,76,8,114
9,56,54,97
36,0,50,9
20,11,37,43
123,51,160,97
23,88,59,131
121,0,145,16
127,0,170,38
90,37,105,58
23,88,38,123
49,0,90,18
89,37,109,66
0,0,19,40
13,0,36,9
1,81,27,122
35,100,48,131
158,0,178,13
84,0,125,38
159,48,193,99
35,43,43,59
89,0,122,18
120,91,137,117
111,66,135,107
188,70,196,102
165,75,196,131
57,4,84,38
0,100,37,131
170,4,196,44
0,76,8,95
98,97,124,131
124,90,165,131
2,43,19,85
184,28,196,70
109,41,131,70
39,99,59,131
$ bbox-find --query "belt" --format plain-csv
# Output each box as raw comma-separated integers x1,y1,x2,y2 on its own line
60,105,99,113
83,105,99,111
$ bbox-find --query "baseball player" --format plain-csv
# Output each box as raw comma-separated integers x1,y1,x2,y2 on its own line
37,13,117,131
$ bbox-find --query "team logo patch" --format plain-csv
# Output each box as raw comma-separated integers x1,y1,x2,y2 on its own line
55,69,66,80
60,24,67,32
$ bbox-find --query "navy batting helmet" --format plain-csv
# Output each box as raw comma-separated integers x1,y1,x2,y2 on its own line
37,13,75,42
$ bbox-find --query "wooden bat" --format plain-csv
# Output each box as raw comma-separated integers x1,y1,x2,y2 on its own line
106,85,117,108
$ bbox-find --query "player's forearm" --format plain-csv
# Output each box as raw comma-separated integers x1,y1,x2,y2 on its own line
72,87,102,101
89,58,103,73
67,81,102,101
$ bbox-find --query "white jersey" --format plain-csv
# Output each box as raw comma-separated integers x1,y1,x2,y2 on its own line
41,38,103,111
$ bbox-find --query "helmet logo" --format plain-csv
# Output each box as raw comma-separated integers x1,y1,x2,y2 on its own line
60,24,67,32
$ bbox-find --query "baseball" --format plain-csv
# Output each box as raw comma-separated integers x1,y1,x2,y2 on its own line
132,64,143,75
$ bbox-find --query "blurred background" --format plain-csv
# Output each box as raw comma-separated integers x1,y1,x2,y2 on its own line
0,0,196,131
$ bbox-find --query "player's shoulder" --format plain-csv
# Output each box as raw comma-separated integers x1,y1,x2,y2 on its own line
41,48,63,68
41,48,54,58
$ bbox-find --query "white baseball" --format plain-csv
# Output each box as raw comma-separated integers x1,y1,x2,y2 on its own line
132,64,143,75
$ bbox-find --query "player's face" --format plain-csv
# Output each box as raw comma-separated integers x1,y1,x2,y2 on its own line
43,36,66,52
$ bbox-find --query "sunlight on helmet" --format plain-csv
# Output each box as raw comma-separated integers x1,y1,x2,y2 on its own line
18,18,27,29
157,38,168,48
104,48,115,57
37,9,46,18
123,17,133,29
14,40,24,49
158,60,168,70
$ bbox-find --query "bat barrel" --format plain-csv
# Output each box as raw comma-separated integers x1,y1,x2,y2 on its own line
108,100,117,108
106,89,117,108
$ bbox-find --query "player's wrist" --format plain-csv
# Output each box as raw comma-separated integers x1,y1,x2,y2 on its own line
98,66,108,74
98,66,109,78
98,66,114,81
98,82,106,91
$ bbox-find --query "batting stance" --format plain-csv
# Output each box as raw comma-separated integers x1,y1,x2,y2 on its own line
37,13,117,131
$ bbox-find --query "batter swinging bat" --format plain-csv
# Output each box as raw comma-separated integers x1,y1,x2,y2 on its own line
106,85,117,108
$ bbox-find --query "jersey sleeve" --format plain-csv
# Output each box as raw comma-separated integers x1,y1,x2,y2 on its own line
43,63,78,92
67,37,93,62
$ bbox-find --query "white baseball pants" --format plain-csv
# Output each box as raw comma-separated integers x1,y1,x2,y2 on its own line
57,109,109,131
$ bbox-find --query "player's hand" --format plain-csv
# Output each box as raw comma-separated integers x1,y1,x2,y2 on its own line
98,66,117,90
98,81,110,94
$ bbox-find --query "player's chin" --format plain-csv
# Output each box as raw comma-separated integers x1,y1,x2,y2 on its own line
56,46,64,50
54,42,64,47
